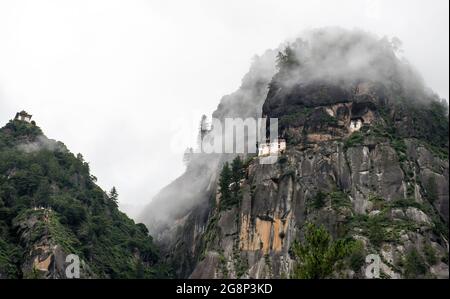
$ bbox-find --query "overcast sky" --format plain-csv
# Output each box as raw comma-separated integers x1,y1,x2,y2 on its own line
0,0,448,218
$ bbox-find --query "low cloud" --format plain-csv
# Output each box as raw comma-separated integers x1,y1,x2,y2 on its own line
275,28,439,103
17,135,66,154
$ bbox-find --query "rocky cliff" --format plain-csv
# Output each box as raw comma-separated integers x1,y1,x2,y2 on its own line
191,85,449,279
140,28,449,279
139,49,278,278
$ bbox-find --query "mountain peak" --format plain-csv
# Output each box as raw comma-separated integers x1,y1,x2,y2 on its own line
139,29,449,279
0,121,166,278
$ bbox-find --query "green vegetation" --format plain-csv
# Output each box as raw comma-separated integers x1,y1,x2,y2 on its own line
423,243,438,266
278,108,312,129
317,113,339,127
0,237,21,278
0,120,163,278
330,191,352,208
310,191,327,209
348,241,366,272
423,143,449,161
276,46,300,69
432,216,449,238
426,177,438,203
367,216,386,248
218,162,232,208
232,238,248,278
218,250,229,278
357,208,408,248
368,194,385,210
344,131,364,149
387,99,448,160
218,156,245,211
385,198,449,238
291,223,363,279
348,99,448,163
308,190,351,210
409,100,449,151
404,249,427,278
391,138,407,162
303,188,445,278
345,197,446,255
199,213,220,261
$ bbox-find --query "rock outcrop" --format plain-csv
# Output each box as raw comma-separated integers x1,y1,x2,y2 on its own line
140,28,449,279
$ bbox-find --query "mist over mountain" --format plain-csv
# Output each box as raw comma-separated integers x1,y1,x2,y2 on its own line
139,28,449,279
138,49,278,238
0,27,448,280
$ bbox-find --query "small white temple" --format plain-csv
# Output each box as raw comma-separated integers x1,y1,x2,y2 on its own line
15,110,32,123
349,118,364,133
258,139,286,157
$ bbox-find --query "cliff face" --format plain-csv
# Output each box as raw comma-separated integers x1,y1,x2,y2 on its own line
139,49,278,278
11,208,94,278
190,82,449,279
141,28,449,279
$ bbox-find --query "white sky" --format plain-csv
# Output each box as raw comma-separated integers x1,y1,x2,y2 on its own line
0,0,448,218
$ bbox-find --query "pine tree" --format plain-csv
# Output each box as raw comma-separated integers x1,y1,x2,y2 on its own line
218,162,232,209
230,156,244,204
292,223,352,279
76,153,85,163
276,45,299,69
231,156,244,182
198,115,209,153
109,187,119,206
183,147,194,166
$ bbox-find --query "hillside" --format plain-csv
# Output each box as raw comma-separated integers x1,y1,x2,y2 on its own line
0,119,166,278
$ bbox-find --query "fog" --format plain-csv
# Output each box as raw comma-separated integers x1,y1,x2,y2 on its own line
17,135,65,154
140,49,278,235
140,26,448,235
275,28,432,101
0,0,448,218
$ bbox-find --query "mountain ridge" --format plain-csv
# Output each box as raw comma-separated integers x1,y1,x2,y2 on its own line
0,119,167,278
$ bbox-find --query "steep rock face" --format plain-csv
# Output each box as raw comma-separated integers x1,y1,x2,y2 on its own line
170,76,449,279
12,208,94,278
190,139,448,278
157,82,449,279
143,28,449,279
170,84,448,280
138,50,278,278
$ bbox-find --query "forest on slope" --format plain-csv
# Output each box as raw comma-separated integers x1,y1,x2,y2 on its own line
0,119,168,278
